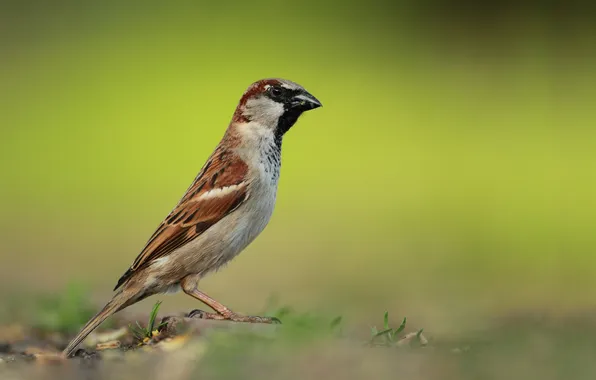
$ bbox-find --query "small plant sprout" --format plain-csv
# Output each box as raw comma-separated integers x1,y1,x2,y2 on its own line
329,315,343,335
329,316,342,329
369,312,425,347
129,301,167,343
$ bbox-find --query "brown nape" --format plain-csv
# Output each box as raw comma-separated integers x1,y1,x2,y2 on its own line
231,78,283,123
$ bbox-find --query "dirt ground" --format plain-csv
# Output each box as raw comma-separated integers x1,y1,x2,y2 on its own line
2,308,596,380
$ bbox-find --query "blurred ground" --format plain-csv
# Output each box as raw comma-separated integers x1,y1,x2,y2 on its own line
2,308,596,380
0,1,595,378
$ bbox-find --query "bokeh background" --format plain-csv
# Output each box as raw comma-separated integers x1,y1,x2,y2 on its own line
1,0,595,334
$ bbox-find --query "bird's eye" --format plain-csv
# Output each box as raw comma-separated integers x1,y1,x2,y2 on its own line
269,86,283,98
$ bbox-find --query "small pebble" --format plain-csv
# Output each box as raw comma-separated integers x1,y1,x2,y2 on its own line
85,327,128,348
33,353,65,365
396,332,428,347
154,335,190,352
96,340,121,351
0,343,11,353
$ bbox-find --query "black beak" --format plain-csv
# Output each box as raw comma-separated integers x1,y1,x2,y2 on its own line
290,90,322,110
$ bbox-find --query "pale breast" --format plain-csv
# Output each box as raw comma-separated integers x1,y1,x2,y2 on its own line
147,139,281,284
215,145,280,263
157,166,277,278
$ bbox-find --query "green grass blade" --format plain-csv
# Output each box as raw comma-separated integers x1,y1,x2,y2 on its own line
148,301,162,332
329,316,342,329
129,323,145,340
374,328,393,337
394,317,407,334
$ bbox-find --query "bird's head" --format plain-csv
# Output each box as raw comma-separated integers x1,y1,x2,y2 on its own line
232,78,322,140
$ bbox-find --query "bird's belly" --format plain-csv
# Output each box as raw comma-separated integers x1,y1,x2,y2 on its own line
160,183,276,279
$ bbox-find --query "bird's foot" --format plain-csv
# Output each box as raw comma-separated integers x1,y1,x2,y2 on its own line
187,309,225,320
187,309,281,324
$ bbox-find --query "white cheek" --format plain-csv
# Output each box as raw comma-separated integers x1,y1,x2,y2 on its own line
268,102,285,119
244,97,285,125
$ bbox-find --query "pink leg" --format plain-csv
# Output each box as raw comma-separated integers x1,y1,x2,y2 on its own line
180,275,280,324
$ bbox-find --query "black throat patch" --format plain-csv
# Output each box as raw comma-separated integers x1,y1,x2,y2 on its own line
274,108,302,147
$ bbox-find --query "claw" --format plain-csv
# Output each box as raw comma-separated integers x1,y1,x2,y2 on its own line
271,317,282,324
222,313,281,324
187,309,207,318
186,309,281,324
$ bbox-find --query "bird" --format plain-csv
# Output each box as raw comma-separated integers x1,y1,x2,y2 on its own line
62,78,322,357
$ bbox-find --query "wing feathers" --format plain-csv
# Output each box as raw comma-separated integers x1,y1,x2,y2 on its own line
114,148,249,289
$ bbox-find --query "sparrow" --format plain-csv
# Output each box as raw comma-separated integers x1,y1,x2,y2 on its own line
62,78,322,357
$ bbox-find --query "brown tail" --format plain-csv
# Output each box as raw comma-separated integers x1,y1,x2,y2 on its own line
62,289,136,358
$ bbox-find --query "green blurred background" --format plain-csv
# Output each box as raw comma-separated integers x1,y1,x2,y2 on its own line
1,0,595,333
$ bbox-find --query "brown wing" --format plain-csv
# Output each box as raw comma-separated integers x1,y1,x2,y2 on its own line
114,148,249,290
